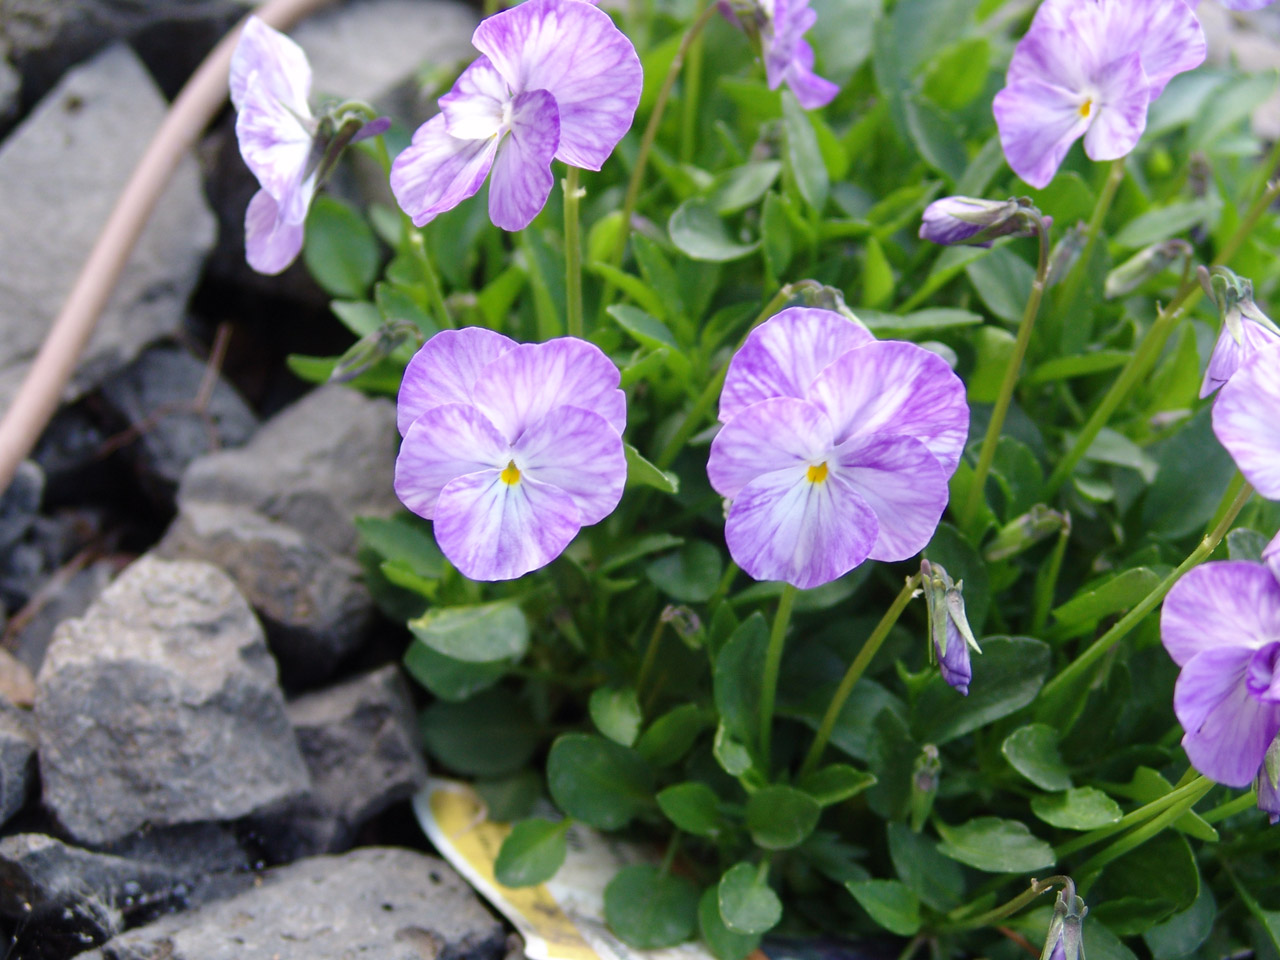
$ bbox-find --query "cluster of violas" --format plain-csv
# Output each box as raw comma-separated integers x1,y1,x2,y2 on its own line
230,0,1280,815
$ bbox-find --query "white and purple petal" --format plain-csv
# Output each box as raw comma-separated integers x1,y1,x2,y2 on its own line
488,88,561,231
1265,531,1280,585
230,16,311,116
1081,52,1150,162
807,339,969,476
244,188,307,275
390,114,499,228
235,75,315,217
472,0,641,170
718,307,873,422
1201,318,1280,398
708,397,835,500
394,403,511,519
831,432,949,562
514,404,626,526
472,337,626,441
397,328,518,435
1093,0,1206,99
780,40,839,111
433,471,582,581
724,466,878,590
993,77,1093,190
1176,644,1280,787
936,620,971,696
440,56,511,141
1213,342,1280,499
1248,642,1280,703
1161,561,1280,666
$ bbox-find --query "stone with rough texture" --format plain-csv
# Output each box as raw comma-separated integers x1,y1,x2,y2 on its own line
157,502,374,686
0,44,215,413
83,847,508,960
177,385,399,557
100,344,258,507
0,460,42,554
251,666,427,859
0,649,36,706
35,555,310,845
0,703,36,826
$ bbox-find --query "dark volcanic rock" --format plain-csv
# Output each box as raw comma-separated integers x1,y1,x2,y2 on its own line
84,847,508,960
0,704,36,827
34,555,310,845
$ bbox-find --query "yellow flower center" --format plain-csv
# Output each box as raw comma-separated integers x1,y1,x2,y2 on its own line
806,462,829,484
500,460,521,485
1079,99,1093,118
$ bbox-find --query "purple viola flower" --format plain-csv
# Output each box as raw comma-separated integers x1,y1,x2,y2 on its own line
1200,297,1280,398
992,0,1206,189
707,308,968,589
721,0,838,109
1213,342,1280,499
1265,531,1280,584
230,16,319,274
394,328,627,581
1192,0,1274,9
390,0,641,232
1161,560,1280,786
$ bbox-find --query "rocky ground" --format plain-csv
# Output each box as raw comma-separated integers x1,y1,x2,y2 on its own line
0,1,511,957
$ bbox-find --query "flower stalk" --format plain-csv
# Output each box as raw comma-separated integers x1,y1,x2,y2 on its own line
759,582,797,771
564,166,586,339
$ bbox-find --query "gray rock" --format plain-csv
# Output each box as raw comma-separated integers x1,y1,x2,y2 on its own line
0,44,215,413
9,557,116,676
177,384,399,557
0,704,36,826
99,344,258,507
35,555,310,845
0,460,42,552
252,666,426,858
85,847,508,960
0,43,17,123
157,502,375,685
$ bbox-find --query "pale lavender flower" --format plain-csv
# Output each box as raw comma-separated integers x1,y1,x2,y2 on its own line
394,328,627,581
1200,294,1280,397
1213,342,1280,498
1161,560,1280,786
919,196,1044,248
1266,531,1280,584
1192,0,1274,8
993,0,1206,189
707,308,968,589
390,0,641,232
231,16,319,274
721,0,838,109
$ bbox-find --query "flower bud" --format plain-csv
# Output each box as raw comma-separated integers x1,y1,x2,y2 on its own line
660,605,704,648
1040,886,1087,960
1258,736,1280,825
984,505,1068,562
919,196,1043,248
1045,223,1086,288
1199,266,1280,397
921,559,981,696
1103,239,1192,299
909,744,941,831
329,319,420,384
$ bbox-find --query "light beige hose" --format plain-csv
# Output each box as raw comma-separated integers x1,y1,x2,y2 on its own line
0,0,336,494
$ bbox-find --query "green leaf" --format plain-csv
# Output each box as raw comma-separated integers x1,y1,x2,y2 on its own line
903,94,967,181
494,819,569,887
911,637,1050,745
419,690,539,777
355,515,445,579
546,734,653,830
921,37,990,109
657,782,723,837
761,192,794,278
608,306,690,377
1144,882,1216,960
590,262,669,319
1052,568,1162,631
1102,767,1218,842
285,353,401,394
966,246,1035,324
798,764,877,806
375,281,436,338
714,614,769,750
713,724,754,776
404,642,508,701
699,887,760,960
604,865,699,949
1025,350,1131,386
968,326,1018,403
647,540,723,602
845,879,922,937
590,686,643,747
1093,832,1199,935
718,862,783,935
858,308,983,338
745,786,821,850
1142,407,1238,539
303,196,380,298
709,162,784,215
861,236,895,308
632,235,686,324
1112,198,1222,249
1187,70,1279,152
636,704,713,767
936,816,1055,873
625,443,680,494
887,822,964,912
1228,528,1271,562
782,89,829,212
330,300,382,338
1002,723,1073,791
476,770,542,822
408,601,529,664
1031,787,1123,830
669,199,760,262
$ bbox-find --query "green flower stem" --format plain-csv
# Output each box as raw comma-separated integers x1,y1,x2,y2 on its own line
944,875,1073,932
706,561,740,613
1052,158,1125,328
564,166,585,339
798,573,922,779
1076,777,1214,890
659,830,683,876
1201,789,1258,825
1054,772,1216,858
1030,516,1071,636
1034,479,1253,725
636,615,666,695
603,2,719,304
759,583,797,772
1045,178,1280,498
372,134,451,330
680,0,706,163
655,283,798,469
959,213,1051,534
